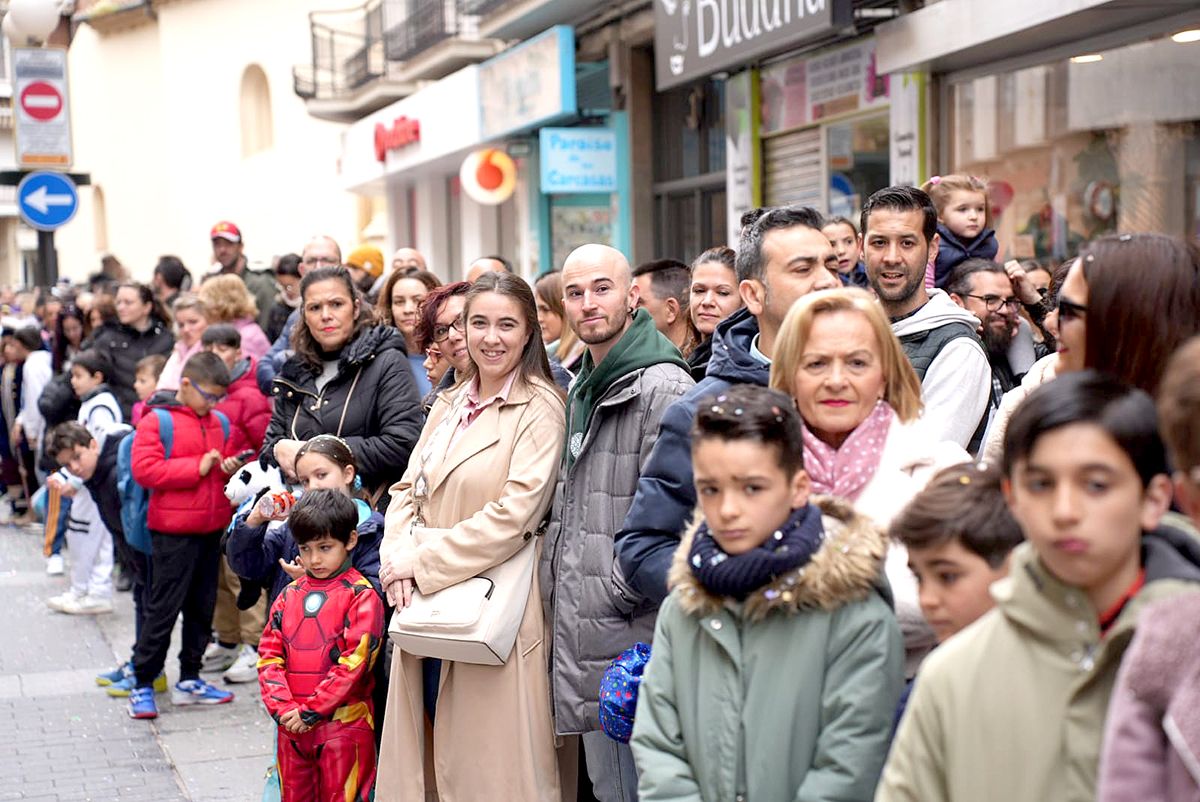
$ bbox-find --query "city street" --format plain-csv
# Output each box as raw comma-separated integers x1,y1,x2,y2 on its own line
0,524,275,802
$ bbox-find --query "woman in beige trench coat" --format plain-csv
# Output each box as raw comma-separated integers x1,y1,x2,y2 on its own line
377,272,566,801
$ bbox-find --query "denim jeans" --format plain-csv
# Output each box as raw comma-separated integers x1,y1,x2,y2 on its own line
582,730,639,802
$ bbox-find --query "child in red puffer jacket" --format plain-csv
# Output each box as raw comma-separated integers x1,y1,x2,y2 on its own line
125,351,240,719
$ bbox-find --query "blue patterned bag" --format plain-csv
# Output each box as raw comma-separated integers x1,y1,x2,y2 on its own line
598,642,652,743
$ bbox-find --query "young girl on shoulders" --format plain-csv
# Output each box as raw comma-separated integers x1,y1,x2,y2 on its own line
922,174,999,289
630,384,904,802
225,435,383,606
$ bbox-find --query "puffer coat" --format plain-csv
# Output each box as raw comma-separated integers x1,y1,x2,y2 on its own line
263,325,423,505
631,497,904,802
88,318,175,417
540,361,693,734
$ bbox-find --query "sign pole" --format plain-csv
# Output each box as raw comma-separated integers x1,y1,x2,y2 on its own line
35,229,56,287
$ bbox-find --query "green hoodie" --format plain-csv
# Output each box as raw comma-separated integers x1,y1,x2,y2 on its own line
565,309,688,468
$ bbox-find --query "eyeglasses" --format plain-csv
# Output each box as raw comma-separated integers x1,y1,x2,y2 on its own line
432,317,465,343
1056,296,1088,323
966,294,1021,313
194,385,227,405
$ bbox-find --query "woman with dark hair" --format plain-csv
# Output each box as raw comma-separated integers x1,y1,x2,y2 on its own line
377,270,566,801
152,255,192,310
533,271,584,372
265,253,302,343
87,282,174,416
52,306,87,373
686,245,743,380
263,265,423,509
1058,233,1200,395
413,281,471,406
377,268,441,396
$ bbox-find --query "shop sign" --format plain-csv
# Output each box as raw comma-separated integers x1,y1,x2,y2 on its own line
539,128,617,194
374,116,421,163
724,70,761,246
761,37,890,135
655,0,851,91
480,26,576,140
889,71,926,187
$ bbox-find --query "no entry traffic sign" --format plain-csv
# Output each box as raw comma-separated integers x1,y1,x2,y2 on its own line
20,81,63,122
13,48,72,169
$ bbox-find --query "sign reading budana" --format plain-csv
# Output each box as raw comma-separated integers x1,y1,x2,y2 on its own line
654,0,851,91
540,128,617,194
13,47,72,169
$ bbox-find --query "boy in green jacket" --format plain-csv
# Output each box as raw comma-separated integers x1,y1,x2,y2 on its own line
630,385,903,802
878,370,1200,802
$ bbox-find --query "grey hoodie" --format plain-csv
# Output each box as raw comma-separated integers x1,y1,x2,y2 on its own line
891,290,992,450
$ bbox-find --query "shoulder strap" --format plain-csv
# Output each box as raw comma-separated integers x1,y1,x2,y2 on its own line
153,408,175,459
213,410,231,442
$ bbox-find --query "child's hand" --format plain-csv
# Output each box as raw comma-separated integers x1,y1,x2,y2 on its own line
198,449,222,477
47,474,76,498
1004,260,1044,305
278,557,305,581
279,708,311,734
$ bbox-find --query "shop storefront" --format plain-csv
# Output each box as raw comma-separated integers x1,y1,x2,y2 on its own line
339,25,609,279
877,0,1200,259
943,33,1200,260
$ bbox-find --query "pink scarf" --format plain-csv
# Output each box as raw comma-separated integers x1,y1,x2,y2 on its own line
801,400,894,502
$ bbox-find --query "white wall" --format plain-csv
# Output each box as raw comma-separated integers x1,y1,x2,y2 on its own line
56,0,360,284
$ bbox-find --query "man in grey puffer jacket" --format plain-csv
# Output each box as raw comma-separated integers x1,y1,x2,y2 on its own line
540,244,693,802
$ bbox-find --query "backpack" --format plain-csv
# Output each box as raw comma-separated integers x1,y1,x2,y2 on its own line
117,408,230,554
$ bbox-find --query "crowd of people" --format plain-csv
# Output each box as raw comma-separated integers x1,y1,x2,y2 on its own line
7,178,1200,801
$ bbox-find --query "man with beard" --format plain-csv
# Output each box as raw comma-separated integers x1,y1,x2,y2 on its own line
860,186,992,453
544,244,693,802
947,259,1044,399
207,222,276,332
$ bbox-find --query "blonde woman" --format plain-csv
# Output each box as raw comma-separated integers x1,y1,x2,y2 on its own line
156,294,209,391
198,274,271,359
770,287,969,675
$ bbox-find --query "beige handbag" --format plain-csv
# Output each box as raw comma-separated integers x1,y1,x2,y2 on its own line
388,526,538,665
386,385,540,666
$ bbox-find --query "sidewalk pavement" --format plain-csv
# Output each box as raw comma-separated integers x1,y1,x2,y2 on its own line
0,523,275,801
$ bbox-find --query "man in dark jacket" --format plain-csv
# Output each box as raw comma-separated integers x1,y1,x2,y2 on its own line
542,244,693,802
616,206,840,604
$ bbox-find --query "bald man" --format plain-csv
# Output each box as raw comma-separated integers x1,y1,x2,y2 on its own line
465,255,512,283
541,243,693,802
391,247,426,274
256,234,343,393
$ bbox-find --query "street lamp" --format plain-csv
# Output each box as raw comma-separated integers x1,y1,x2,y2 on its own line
4,0,68,46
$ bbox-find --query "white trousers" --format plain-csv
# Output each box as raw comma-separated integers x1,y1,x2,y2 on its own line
65,487,113,599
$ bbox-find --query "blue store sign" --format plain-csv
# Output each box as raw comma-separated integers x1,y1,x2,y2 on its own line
17,171,78,231
540,128,617,194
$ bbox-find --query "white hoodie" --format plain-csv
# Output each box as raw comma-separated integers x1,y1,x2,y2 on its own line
891,289,992,450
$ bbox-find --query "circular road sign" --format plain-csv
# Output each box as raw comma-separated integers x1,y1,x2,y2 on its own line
20,81,62,122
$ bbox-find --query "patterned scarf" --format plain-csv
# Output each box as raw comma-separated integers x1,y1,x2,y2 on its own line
801,400,894,502
688,503,825,601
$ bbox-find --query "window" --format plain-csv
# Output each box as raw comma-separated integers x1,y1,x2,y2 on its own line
240,65,274,157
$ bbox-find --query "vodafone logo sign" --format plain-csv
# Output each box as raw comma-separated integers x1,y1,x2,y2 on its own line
374,116,421,163
20,81,63,121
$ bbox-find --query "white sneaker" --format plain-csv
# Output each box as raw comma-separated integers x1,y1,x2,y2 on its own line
45,554,64,576
46,589,83,612
200,642,240,673
222,645,259,684
58,594,113,615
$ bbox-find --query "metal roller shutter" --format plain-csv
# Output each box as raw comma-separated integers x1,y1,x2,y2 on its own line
764,127,823,209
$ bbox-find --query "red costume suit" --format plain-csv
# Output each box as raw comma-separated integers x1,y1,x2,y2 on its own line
257,565,383,802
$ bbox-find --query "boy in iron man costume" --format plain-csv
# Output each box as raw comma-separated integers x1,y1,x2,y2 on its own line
256,490,384,802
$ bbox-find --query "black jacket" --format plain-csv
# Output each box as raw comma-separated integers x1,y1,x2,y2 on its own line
87,319,175,417
83,428,127,539
616,308,770,603
263,325,423,506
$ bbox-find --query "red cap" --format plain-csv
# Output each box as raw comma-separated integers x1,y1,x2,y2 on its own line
210,221,241,243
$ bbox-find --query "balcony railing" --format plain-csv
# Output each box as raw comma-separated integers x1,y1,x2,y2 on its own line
292,1,385,102
382,0,479,63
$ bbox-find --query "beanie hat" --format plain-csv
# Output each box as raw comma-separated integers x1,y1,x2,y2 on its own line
346,245,385,279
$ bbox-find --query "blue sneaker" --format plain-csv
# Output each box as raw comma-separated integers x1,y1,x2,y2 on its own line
128,687,158,719
171,678,234,706
96,661,131,686
105,671,168,697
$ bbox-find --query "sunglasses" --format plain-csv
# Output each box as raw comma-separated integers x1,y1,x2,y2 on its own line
1056,296,1088,323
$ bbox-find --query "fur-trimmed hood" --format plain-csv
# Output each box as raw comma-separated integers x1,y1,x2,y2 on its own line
668,495,891,621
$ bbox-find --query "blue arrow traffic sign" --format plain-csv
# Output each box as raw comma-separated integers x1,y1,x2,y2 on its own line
17,171,78,231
